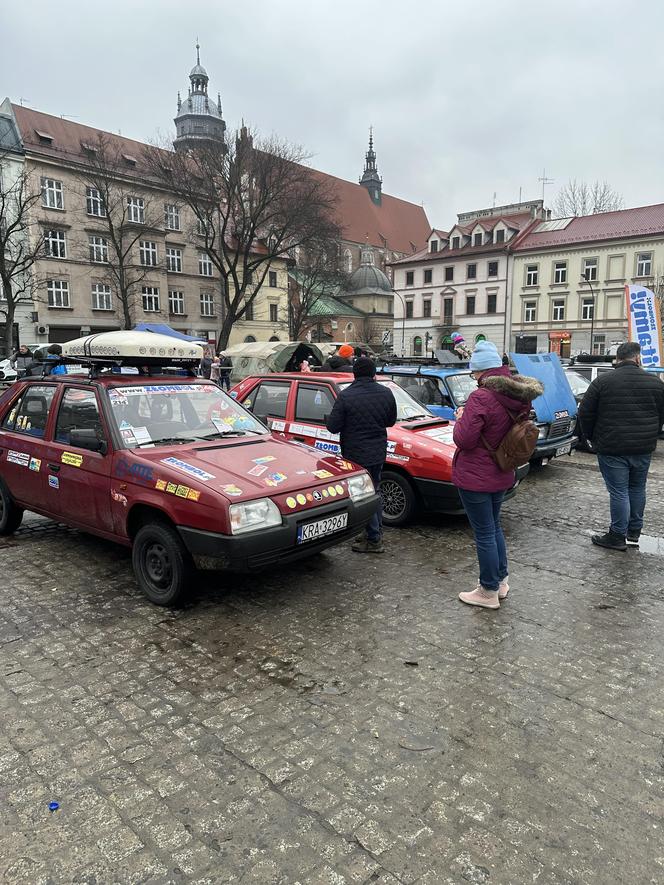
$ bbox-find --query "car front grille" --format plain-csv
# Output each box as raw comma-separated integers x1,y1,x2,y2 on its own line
549,417,574,439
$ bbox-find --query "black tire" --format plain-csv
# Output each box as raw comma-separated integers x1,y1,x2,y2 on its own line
530,457,545,471
132,521,192,606
380,470,417,527
0,480,24,535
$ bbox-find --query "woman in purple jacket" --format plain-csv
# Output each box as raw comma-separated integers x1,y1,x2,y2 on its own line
453,341,543,610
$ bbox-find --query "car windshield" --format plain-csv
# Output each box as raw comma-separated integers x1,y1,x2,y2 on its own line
565,371,591,396
337,380,434,421
445,373,478,405
107,382,268,447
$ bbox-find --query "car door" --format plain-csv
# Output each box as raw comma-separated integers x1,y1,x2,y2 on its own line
0,383,58,507
242,379,293,432
292,382,340,453
43,386,114,534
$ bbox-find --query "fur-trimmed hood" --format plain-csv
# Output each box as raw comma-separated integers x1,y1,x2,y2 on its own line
480,373,544,403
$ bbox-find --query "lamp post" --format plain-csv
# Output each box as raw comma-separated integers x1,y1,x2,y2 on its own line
581,271,596,354
391,289,406,356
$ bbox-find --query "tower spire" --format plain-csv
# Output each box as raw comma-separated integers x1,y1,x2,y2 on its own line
359,127,382,205
196,38,200,65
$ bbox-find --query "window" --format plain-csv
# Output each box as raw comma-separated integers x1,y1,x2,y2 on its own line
487,292,497,314
524,300,537,323
86,187,106,217
582,298,594,320
91,283,112,311
139,241,158,267
424,268,433,284
142,286,160,312
47,280,70,308
466,263,476,280
636,252,652,277
126,196,144,223
593,334,606,356
41,177,63,209
245,380,291,420
164,204,180,231
245,301,254,321
196,217,207,237
430,240,438,253
405,300,413,319
199,252,213,276
295,384,336,424
413,336,423,356
553,261,567,284
169,290,185,315
55,388,105,446
495,229,505,243
582,257,598,282
473,233,482,246
466,295,476,315
200,291,214,317
45,229,66,259
443,298,453,324
166,247,182,273
444,266,454,282
451,236,460,249
423,299,432,318
405,271,414,286
89,235,108,263
343,249,353,272
552,299,565,321
488,261,498,277
269,303,278,323
2,385,57,439
269,270,277,287
526,265,539,286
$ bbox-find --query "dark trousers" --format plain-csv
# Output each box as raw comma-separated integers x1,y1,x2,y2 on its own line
365,463,383,542
458,489,507,592
219,373,230,390
597,454,651,537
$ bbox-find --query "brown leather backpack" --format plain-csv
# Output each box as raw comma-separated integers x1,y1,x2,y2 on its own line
481,395,539,471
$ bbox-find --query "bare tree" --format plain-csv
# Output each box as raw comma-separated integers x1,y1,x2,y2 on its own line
0,150,45,357
145,128,339,349
553,179,624,218
74,134,164,329
289,238,346,340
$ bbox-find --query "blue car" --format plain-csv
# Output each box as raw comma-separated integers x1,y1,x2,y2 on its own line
377,351,578,467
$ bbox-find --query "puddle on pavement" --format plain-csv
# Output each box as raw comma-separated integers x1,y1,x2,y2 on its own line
632,534,664,556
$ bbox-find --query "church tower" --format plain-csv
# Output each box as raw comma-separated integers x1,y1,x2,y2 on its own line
359,127,382,205
173,42,226,152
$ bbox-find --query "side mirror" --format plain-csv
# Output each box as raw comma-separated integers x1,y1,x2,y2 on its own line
69,428,107,455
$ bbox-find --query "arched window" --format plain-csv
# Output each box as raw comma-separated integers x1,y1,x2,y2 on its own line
345,322,354,335
413,336,423,356
269,335,280,341
244,335,256,343
344,249,353,273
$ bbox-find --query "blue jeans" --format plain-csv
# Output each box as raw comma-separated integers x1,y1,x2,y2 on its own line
597,454,651,537
458,489,507,593
365,463,383,542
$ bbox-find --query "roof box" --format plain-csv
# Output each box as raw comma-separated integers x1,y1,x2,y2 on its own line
62,330,203,364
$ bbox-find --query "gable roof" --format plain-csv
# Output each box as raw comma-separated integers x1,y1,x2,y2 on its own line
514,203,664,251
306,291,365,318
10,103,430,256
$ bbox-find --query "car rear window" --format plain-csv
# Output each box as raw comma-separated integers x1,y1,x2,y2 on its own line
1,385,57,438
295,385,336,423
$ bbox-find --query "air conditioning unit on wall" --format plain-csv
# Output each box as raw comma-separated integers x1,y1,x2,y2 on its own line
36,324,48,336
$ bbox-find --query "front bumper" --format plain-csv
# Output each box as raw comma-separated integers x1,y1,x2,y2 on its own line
412,463,530,516
534,436,578,460
177,493,380,571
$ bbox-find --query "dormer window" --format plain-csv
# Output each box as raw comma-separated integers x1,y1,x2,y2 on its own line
451,236,460,250
122,154,137,166
495,229,505,243
473,233,483,247
35,130,53,144
430,239,438,253
81,142,98,155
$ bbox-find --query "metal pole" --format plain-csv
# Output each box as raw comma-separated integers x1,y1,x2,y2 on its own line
582,273,595,354
390,289,406,355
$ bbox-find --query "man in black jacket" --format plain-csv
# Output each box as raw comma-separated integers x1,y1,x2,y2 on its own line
578,341,664,550
326,357,397,553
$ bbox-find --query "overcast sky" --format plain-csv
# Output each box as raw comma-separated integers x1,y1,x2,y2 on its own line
3,0,663,228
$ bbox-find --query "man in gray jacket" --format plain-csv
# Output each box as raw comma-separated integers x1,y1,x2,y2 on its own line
10,345,33,377
578,341,664,550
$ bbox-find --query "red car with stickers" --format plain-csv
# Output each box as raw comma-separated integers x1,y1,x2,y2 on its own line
0,333,379,606
231,372,528,526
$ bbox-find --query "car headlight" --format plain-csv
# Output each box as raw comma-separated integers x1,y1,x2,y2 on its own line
229,498,282,535
347,472,376,502
537,425,548,439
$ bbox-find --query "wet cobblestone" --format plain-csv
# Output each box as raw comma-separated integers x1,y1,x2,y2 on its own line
1,451,664,883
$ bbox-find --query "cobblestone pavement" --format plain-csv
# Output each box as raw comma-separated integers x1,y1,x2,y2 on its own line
1,450,664,884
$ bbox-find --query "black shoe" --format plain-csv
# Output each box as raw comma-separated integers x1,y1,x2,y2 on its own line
591,531,627,551
626,531,640,544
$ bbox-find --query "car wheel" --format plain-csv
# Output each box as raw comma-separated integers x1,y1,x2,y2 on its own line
132,521,192,606
530,458,545,471
380,470,417,527
0,480,24,535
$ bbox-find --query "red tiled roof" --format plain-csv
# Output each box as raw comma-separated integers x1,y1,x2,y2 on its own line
514,204,664,251
12,104,430,255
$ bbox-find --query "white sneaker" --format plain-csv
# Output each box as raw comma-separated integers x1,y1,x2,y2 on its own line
459,587,500,609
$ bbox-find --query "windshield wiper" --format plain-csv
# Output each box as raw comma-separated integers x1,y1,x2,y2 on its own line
401,413,431,422
135,436,197,447
195,429,263,440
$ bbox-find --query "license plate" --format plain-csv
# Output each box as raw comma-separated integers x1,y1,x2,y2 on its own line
297,512,348,543
555,442,572,457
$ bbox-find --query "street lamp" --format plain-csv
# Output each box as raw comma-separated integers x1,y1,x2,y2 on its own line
391,289,406,356
581,271,596,354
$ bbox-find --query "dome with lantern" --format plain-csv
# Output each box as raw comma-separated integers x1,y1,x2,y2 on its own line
173,42,226,152
343,244,392,297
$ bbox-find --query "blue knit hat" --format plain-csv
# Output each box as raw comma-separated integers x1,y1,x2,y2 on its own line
469,340,502,372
